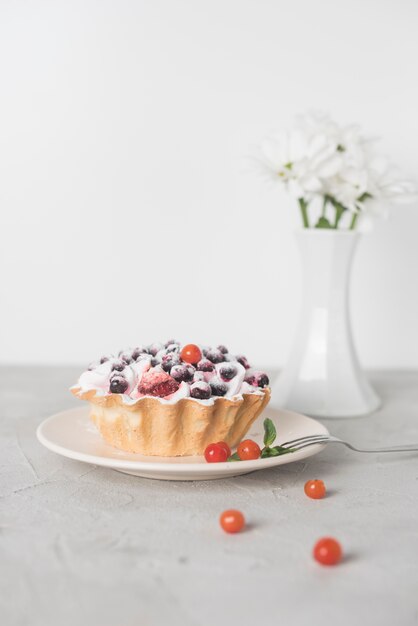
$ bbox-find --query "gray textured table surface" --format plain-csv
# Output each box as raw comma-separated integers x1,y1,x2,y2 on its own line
1,367,418,626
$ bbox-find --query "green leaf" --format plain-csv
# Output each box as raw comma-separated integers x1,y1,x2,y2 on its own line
271,445,295,456
315,216,332,229
261,447,280,458
227,452,241,462
263,418,277,447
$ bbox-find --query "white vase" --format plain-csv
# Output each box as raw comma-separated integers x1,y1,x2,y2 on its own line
271,229,380,417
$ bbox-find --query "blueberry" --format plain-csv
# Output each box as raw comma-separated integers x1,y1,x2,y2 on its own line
245,371,269,388
210,380,228,396
161,352,180,372
217,345,228,354
193,371,205,382
109,376,129,394
255,373,269,388
236,355,250,369
165,343,180,353
197,358,215,372
170,364,195,383
100,356,109,364
219,364,237,381
190,382,211,400
148,342,163,356
111,360,125,372
165,339,178,348
151,357,160,367
119,351,133,364
206,349,225,364
131,346,149,360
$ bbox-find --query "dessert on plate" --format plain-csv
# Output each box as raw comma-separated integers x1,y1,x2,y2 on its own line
71,341,271,456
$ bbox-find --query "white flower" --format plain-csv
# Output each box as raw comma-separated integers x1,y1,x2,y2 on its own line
257,122,342,200
254,111,417,228
367,156,417,204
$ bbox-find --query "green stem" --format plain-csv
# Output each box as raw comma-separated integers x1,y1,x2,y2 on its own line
298,198,310,228
349,212,359,230
321,196,328,217
333,203,345,229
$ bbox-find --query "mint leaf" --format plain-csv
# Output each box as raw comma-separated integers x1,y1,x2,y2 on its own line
271,445,294,455
261,447,280,458
263,418,276,447
227,452,241,462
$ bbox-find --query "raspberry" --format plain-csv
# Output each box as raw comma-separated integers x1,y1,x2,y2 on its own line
138,371,180,397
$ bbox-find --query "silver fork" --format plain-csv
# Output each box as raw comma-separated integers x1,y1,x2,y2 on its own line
280,434,418,454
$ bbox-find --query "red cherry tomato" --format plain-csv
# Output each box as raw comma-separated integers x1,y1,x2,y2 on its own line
216,441,231,457
304,479,326,499
204,443,228,463
181,344,202,364
220,509,245,533
313,537,342,566
237,439,261,461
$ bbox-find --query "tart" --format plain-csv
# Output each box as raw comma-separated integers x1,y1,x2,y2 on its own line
71,341,271,456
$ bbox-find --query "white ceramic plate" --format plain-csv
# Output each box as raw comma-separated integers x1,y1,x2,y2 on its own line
37,406,328,481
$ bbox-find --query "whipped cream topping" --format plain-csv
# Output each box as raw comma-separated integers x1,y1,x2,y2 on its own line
73,342,268,405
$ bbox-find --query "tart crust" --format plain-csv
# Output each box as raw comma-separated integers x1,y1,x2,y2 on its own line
71,387,271,456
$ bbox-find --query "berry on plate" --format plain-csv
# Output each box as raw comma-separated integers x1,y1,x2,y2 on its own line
205,442,228,463
220,510,245,533
313,537,342,566
180,344,202,364
304,479,326,499
237,439,261,460
216,441,231,457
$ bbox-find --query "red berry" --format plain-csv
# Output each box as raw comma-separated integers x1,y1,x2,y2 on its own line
138,371,179,397
204,443,228,463
216,441,231,457
181,344,202,365
220,510,245,533
304,479,326,499
237,439,261,461
313,537,342,566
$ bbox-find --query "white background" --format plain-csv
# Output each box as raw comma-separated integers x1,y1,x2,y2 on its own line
1,0,417,368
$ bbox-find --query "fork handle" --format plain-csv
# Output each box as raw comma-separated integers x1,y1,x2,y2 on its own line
330,438,418,453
